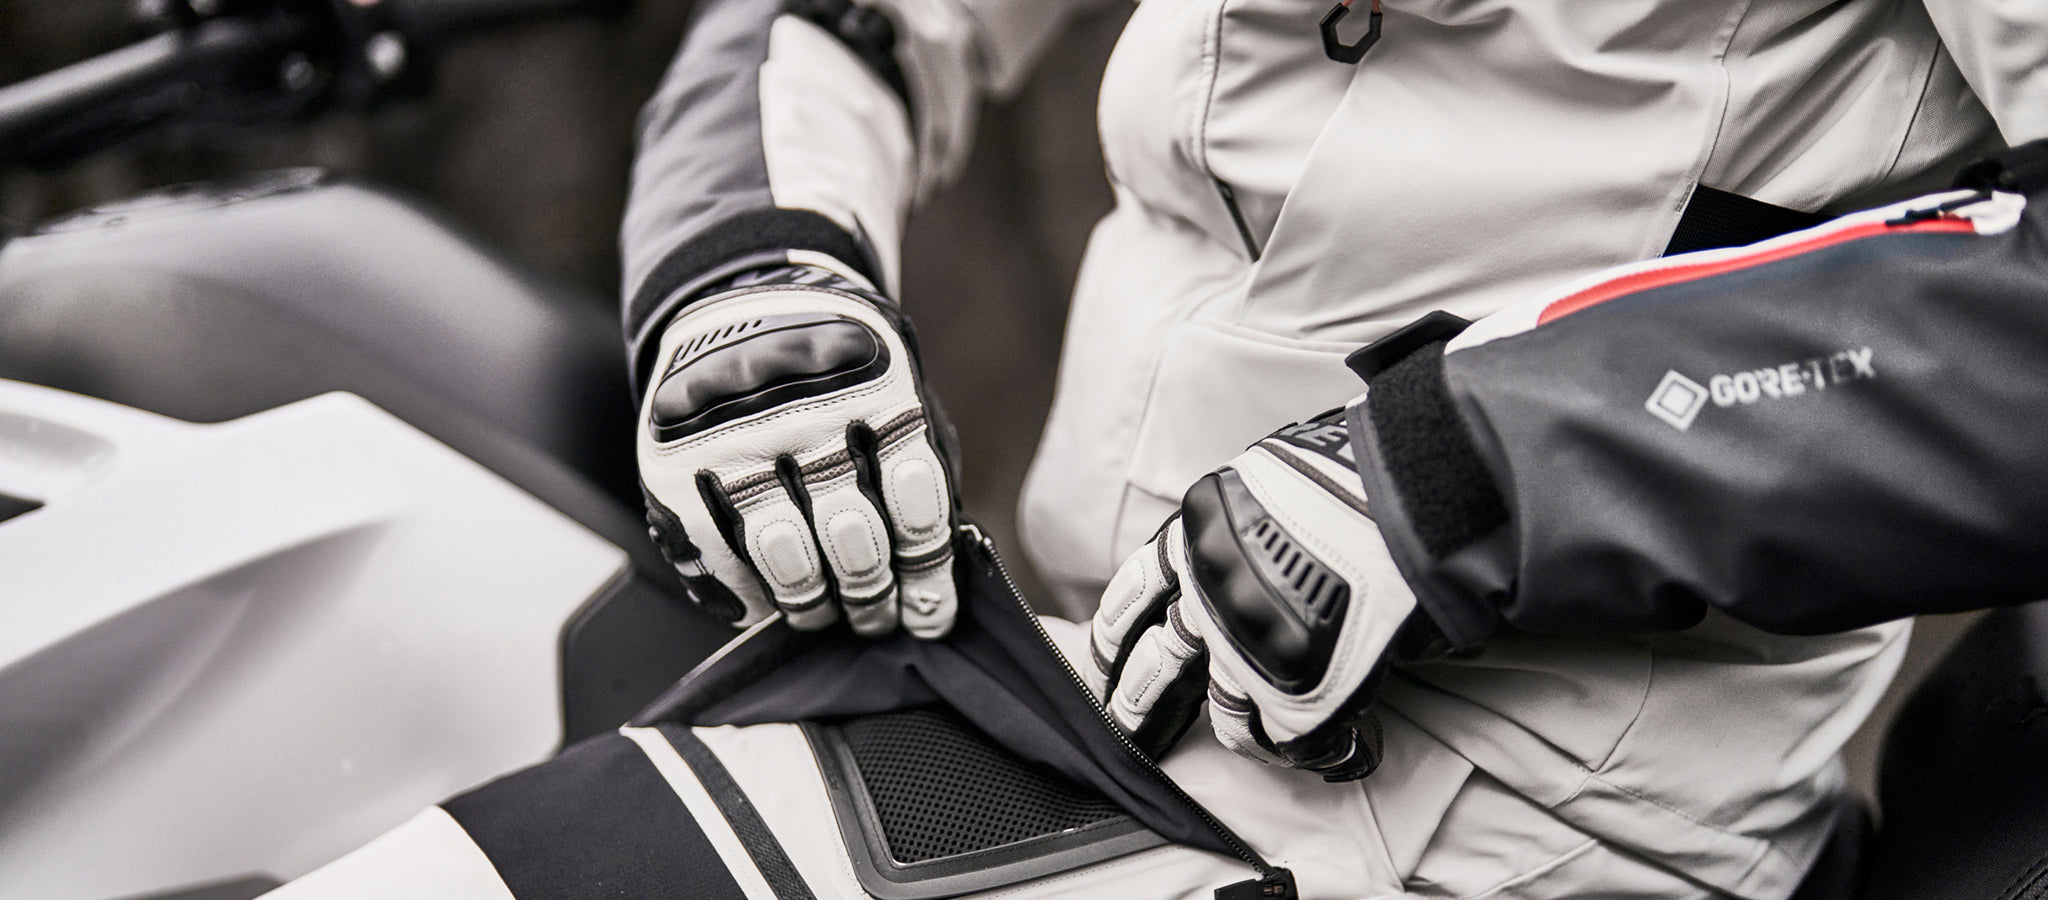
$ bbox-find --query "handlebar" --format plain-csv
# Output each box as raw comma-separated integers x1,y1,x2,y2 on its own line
0,0,626,169
0,16,295,168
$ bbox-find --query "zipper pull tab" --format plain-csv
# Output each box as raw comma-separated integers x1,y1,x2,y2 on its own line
1320,0,1382,64
1215,867,1298,900
1885,189,1992,227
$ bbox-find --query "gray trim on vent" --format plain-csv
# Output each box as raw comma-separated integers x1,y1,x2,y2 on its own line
800,714,1168,899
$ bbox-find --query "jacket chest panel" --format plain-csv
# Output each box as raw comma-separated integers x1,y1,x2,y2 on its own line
1096,0,1761,324
1097,0,1347,259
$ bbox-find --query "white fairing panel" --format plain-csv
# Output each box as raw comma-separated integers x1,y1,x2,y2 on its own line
0,383,628,899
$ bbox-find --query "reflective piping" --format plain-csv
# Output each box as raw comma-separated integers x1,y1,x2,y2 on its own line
1537,217,1976,326
1447,190,2025,354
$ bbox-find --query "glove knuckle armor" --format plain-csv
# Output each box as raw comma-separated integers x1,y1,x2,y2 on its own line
648,311,889,441
1181,469,1349,695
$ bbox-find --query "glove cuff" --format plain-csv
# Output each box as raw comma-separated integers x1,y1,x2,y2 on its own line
625,208,888,397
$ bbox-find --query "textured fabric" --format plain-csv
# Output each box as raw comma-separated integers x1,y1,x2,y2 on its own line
441,732,748,899
269,557,1781,900
621,0,1112,357
1021,0,2014,603
634,530,1257,863
1363,343,1507,562
1350,183,2048,895
1004,14,2018,890
621,0,918,375
659,724,816,899
830,706,1129,863
1391,187,2042,638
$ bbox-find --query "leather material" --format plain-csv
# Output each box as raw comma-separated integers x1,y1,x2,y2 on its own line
638,276,957,639
1181,470,1347,695
1088,414,1424,781
650,314,888,441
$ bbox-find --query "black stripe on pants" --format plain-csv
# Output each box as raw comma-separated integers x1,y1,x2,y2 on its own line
443,732,747,899
659,724,816,900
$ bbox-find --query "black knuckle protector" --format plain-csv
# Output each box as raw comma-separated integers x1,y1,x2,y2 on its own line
1180,470,1349,696
649,312,890,442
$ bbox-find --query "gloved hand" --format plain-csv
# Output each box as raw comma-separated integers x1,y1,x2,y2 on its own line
1085,410,1448,780
637,265,958,639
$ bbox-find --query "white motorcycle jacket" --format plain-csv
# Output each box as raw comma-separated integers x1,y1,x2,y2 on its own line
608,1,2044,898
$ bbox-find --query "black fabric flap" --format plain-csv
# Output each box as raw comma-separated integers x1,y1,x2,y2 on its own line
631,527,1240,861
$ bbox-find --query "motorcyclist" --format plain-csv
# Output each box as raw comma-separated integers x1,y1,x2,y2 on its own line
619,0,2046,895
266,0,2048,897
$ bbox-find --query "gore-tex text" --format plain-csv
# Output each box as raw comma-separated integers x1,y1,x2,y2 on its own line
1708,348,1875,407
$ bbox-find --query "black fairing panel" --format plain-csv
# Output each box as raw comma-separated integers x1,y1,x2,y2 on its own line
0,170,728,741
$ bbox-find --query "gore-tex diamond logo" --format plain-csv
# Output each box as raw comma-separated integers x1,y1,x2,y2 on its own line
1646,371,1708,431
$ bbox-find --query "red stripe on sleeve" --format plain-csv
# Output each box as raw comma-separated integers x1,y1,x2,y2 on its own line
1537,217,1977,327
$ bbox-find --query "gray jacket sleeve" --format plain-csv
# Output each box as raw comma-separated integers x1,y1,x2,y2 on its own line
1347,141,2048,649
619,0,1112,393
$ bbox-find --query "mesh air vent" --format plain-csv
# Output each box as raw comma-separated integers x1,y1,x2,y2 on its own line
835,707,1128,864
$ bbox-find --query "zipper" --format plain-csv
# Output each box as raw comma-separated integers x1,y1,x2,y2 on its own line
1216,179,1264,261
959,522,1298,900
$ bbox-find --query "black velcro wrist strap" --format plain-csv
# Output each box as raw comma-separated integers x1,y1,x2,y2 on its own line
1364,340,1508,559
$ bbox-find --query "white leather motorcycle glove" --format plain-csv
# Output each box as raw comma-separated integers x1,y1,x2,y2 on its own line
1085,411,1448,780
637,265,958,639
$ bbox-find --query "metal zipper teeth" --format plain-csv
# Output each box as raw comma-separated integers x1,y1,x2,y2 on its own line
960,523,1277,879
